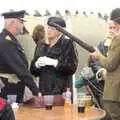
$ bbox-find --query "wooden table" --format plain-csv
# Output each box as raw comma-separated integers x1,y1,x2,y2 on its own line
15,106,106,120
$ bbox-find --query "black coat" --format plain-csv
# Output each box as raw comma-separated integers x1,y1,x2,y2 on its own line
30,35,78,95
0,29,39,95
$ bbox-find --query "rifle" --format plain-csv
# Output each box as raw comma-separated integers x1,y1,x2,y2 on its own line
48,22,95,53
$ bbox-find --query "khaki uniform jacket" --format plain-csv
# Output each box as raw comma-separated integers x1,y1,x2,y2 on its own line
99,35,120,102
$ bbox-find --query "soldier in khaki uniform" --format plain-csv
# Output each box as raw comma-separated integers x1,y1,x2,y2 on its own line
90,8,120,120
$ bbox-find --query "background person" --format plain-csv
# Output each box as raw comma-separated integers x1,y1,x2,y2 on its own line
32,24,45,45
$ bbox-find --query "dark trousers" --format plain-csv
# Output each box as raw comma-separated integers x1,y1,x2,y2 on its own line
0,77,25,103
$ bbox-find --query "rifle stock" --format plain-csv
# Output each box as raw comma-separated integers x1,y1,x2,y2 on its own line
48,22,95,53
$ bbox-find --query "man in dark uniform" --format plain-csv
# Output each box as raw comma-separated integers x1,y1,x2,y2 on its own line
0,10,40,104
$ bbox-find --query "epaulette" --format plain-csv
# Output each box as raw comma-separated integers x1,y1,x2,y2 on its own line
5,35,12,41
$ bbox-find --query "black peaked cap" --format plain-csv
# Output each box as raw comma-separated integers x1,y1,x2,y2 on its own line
47,17,66,27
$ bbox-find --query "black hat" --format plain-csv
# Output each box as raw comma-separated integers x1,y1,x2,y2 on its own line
110,8,120,24
2,10,26,21
47,17,66,27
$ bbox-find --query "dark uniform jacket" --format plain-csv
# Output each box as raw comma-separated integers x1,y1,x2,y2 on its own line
0,29,39,95
30,35,78,95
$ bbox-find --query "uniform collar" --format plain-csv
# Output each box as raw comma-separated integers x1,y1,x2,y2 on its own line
3,29,23,51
